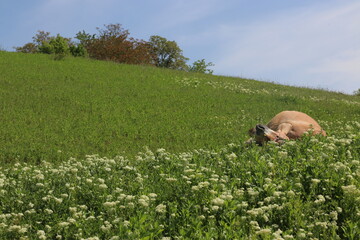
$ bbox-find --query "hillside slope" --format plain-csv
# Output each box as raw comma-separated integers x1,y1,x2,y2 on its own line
1,52,359,162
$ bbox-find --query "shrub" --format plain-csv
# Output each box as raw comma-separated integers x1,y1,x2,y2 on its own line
188,59,214,74
39,35,70,56
69,44,87,57
14,43,37,53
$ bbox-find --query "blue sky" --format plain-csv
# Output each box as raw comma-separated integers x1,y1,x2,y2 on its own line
1,0,359,94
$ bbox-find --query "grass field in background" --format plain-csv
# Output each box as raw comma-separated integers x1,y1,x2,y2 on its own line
0,52,360,239
1,52,359,163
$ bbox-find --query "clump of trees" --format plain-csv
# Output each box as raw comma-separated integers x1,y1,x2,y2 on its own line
15,24,214,74
16,31,86,60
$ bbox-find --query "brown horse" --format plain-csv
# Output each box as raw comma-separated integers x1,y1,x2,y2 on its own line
248,111,326,145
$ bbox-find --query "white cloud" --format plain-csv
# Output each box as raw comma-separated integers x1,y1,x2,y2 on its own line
212,1,360,93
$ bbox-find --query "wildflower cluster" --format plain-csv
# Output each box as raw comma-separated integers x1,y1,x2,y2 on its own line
0,122,359,239
175,76,360,107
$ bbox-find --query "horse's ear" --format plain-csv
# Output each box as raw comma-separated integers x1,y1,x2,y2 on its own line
248,127,256,136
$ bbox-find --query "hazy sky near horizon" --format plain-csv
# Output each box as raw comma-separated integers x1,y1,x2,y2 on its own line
1,0,359,94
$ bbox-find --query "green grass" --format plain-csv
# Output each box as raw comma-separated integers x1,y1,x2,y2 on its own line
0,52,360,239
1,51,359,163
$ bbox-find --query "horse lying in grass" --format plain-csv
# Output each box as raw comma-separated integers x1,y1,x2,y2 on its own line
248,111,326,145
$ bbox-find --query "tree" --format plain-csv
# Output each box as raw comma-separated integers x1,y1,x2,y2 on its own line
85,24,155,65
14,43,37,53
15,31,51,53
77,25,153,63
148,35,189,70
16,31,72,58
38,34,70,59
75,30,95,47
188,59,214,74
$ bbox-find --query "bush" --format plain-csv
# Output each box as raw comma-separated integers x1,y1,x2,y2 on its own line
188,59,214,74
69,44,87,57
39,35,70,56
14,43,37,53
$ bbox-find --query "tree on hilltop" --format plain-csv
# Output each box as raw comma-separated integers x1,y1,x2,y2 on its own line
14,24,215,71
148,35,189,71
83,24,155,65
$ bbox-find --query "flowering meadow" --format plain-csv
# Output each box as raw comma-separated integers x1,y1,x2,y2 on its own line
1,120,359,239
1,51,360,239
2,52,360,163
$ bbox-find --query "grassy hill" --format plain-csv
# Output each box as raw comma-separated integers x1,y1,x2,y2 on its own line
0,52,359,239
1,51,359,163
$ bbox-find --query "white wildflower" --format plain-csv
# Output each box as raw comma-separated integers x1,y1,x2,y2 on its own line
123,220,130,227
314,195,326,204
103,201,117,208
211,205,220,211
8,225,22,232
37,230,46,240
192,186,200,191
148,193,157,199
256,228,272,235
61,194,69,198
109,237,120,240
227,153,237,160
138,198,149,207
315,221,328,228
44,209,53,214
155,204,167,213
54,197,63,204
125,195,135,201
311,179,320,184
58,222,70,228
211,197,225,206
166,177,177,182
198,181,210,188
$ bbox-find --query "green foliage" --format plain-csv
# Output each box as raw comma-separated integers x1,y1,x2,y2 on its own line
0,126,359,239
14,24,212,70
69,44,87,57
353,88,360,96
189,59,214,74
38,34,70,59
75,30,95,46
16,31,85,58
32,31,51,46
14,43,37,53
149,35,189,70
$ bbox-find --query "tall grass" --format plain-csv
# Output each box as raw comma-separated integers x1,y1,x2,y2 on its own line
0,122,359,239
1,52,360,239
